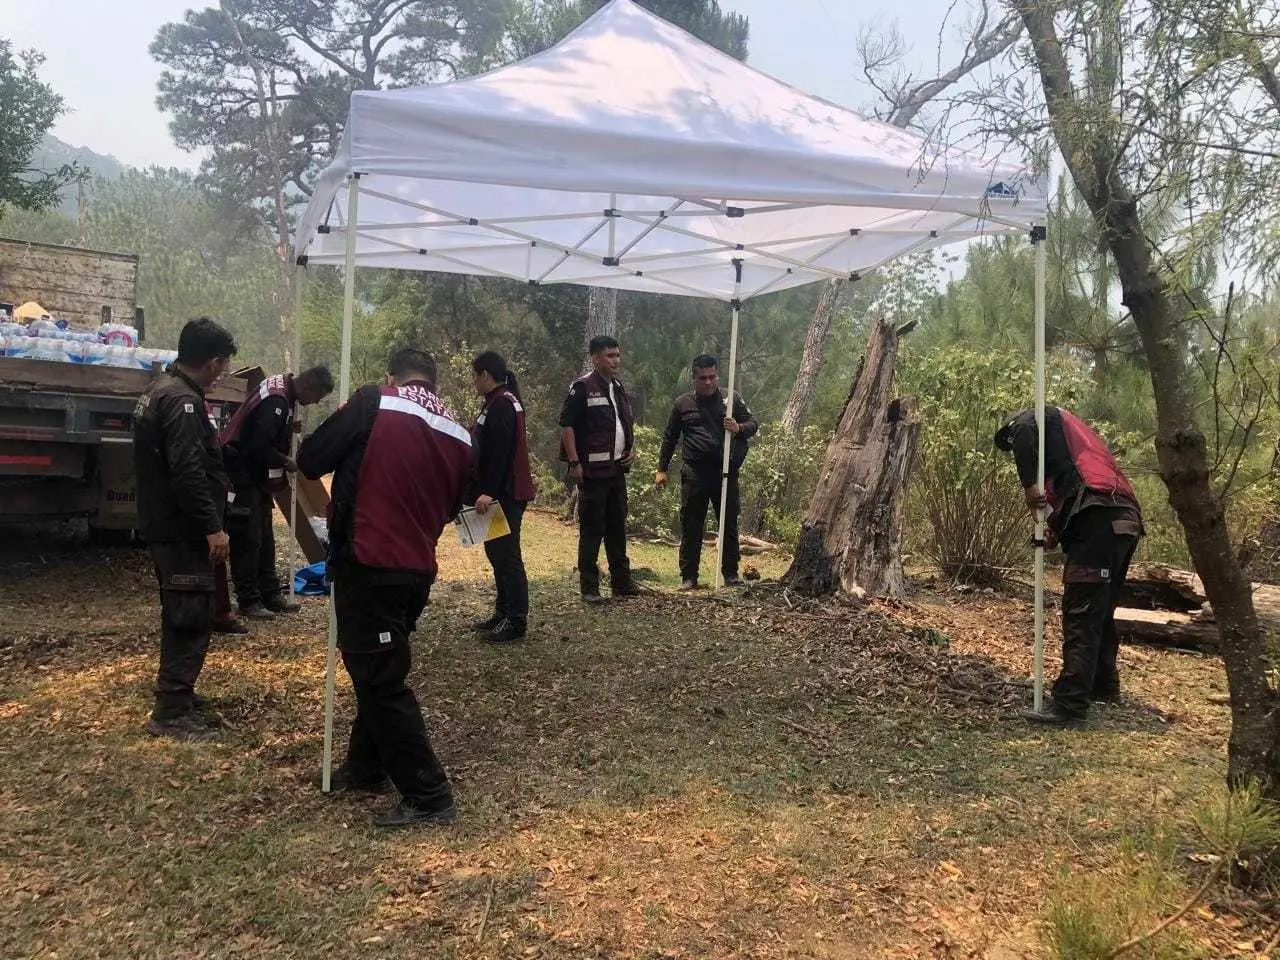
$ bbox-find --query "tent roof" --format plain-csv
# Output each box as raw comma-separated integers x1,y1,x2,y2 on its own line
294,0,1046,301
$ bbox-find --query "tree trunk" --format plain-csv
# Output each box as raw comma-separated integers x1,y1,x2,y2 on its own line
785,319,919,598
1022,2,1276,792
779,278,845,434
583,287,617,372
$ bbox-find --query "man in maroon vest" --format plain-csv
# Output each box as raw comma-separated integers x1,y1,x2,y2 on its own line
297,348,471,829
220,366,334,619
559,335,639,603
996,406,1144,726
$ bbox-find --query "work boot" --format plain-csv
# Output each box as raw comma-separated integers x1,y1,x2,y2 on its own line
191,694,227,728
679,579,699,591
484,618,527,644
315,765,393,796
263,593,301,614
1091,686,1122,704
213,618,250,635
612,581,642,598
146,713,221,742
1020,703,1085,727
239,602,276,620
471,612,503,632
581,590,606,605
721,574,744,587
373,799,457,829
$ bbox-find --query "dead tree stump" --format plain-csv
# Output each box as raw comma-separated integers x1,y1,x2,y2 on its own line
785,319,919,598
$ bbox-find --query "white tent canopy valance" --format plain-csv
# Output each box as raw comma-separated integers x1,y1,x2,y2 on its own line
293,0,1046,301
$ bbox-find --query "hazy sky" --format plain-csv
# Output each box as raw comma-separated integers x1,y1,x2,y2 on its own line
0,0,973,170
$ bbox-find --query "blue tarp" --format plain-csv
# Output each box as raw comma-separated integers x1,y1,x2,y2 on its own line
293,561,330,596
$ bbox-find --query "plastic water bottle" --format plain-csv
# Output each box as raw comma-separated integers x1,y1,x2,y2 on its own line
99,323,138,348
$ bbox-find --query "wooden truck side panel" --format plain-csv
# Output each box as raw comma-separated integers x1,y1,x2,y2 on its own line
0,238,139,327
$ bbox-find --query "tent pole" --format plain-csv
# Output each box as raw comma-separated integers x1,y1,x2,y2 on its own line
715,258,744,591
1032,223,1047,713
323,174,360,793
288,265,305,600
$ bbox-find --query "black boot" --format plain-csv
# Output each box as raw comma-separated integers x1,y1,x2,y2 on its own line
471,612,503,632
1020,702,1085,727
484,618,527,644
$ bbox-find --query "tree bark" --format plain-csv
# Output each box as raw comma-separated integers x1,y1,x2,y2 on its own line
780,278,845,434
583,287,617,372
785,319,919,597
1021,1,1276,792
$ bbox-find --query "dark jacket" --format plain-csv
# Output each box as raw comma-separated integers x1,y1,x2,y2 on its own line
297,381,472,578
133,368,228,542
558,370,634,479
658,389,758,472
1004,405,1141,539
220,373,295,489
473,386,536,503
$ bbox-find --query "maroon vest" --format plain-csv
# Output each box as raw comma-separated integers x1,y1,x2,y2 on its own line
566,371,634,479
1047,408,1137,512
351,383,472,574
219,374,294,488
478,388,536,502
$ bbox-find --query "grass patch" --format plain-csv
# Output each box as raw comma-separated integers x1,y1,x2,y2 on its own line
0,511,1271,958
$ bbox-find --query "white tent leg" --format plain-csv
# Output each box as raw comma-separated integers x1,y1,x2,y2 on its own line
1032,225,1047,713
288,266,305,600
323,175,360,793
715,259,744,591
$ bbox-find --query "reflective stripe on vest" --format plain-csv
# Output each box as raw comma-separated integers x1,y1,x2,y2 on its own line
378,393,473,448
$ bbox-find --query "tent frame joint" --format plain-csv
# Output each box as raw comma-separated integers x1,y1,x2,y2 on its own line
726,206,745,218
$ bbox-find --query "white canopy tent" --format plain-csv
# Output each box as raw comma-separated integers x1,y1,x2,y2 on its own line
293,0,1051,787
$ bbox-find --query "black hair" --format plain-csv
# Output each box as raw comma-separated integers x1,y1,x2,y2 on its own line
589,335,619,354
297,364,335,395
387,347,437,385
691,354,718,372
472,350,522,400
176,317,237,365
993,415,1019,452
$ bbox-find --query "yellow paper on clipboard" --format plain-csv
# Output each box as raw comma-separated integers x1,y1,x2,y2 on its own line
454,503,511,546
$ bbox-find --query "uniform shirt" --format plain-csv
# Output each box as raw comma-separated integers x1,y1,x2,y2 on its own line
658,389,758,472
133,368,228,542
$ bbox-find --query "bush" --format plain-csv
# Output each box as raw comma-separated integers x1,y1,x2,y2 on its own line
737,424,826,544
899,347,1093,584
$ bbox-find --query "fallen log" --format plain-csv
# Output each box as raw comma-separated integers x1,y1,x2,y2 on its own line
1119,564,1206,612
1114,607,1219,652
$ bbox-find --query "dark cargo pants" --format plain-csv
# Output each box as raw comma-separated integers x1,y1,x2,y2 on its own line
333,566,453,811
577,472,633,594
226,485,281,608
1053,506,1141,717
679,463,740,583
149,539,216,720
483,498,528,621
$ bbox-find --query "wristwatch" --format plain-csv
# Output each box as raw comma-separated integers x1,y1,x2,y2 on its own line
568,460,581,468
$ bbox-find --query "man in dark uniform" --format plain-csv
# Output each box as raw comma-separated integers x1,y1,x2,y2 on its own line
220,366,335,619
133,318,238,741
655,354,758,590
298,347,472,829
559,335,639,603
995,406,1144,726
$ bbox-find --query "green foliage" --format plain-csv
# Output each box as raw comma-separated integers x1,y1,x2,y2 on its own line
899,346,1092,583
0,41,81,217
737,425,826,543
624,425,678,538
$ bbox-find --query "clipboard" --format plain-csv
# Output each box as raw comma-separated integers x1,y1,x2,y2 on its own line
454,503,512,546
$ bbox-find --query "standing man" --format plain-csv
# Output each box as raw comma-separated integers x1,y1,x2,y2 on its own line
220,365,335,619
995,406,1144,726
655,354,758,589
133,318,238,741
559,335,640,603
297,347,471,829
